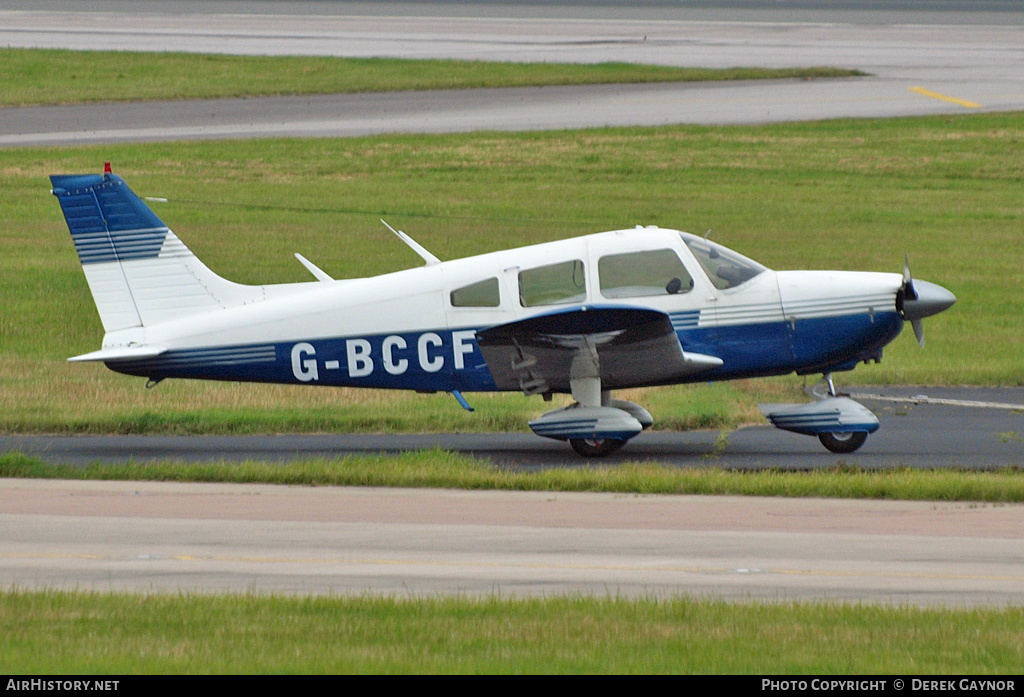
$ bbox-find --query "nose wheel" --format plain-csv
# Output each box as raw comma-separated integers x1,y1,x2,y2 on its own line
815,373,868,453
817,431,868,454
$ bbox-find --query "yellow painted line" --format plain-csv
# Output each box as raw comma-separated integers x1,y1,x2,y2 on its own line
908,86,982,109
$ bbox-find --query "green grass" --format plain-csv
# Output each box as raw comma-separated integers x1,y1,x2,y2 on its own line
2,590,1021,673
4,52,1019,678
4,451,1024,502
3,112,1023,434
0,48,863,107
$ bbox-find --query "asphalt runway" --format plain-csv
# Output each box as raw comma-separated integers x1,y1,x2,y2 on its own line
2,1,1023,145
3,1,1024,603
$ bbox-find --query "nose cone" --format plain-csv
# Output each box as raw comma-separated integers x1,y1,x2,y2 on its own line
902,280,956,321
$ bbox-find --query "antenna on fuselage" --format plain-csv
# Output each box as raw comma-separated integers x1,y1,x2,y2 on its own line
294,253,334,282
381,220,441,266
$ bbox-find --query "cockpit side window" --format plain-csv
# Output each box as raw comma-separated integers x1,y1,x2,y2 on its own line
519,259,586,307
598,249,694,299
681,235,766,290
450,277,500,307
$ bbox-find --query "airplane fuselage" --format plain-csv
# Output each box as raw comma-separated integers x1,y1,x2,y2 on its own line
101,227,906,391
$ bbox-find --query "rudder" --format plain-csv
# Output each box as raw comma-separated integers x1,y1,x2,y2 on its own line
50,167,260,331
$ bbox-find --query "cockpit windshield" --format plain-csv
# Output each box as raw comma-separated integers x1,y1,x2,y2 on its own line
680,233,767,290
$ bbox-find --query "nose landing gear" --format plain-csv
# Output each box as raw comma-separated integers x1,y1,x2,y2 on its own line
814,373,869,453
759,373,878,454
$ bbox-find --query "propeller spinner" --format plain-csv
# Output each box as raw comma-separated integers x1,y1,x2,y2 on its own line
899,255,957,346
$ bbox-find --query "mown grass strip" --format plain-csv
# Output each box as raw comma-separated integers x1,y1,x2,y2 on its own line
3,451,1023,502
0,48,863,107
2,590,1021,674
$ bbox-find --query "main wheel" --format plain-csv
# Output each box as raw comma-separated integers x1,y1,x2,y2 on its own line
817,431,868,454
569,438,625,458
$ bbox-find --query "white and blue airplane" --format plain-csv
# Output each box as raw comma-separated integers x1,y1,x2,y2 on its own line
51,165,955,457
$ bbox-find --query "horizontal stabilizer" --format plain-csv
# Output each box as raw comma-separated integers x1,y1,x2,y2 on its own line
68,345,168,363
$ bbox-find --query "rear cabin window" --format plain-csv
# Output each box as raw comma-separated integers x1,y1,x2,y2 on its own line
598,249,694,299
450,277,500,307
519,259,586,307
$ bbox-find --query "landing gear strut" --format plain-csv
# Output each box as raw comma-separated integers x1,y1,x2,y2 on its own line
824,372,838,398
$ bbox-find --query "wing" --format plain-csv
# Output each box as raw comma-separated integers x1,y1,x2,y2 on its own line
475,305,721,394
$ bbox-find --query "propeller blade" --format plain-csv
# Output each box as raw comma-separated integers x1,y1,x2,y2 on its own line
903,254,917,300
912,319,925,347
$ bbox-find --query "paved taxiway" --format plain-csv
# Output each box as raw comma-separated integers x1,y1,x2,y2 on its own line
3,1,1023,602
2,1,1023,145
4,388,1024,469
3,480,1023,604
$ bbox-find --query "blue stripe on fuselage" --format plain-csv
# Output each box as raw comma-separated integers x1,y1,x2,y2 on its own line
104,311,903,390
106,329,498,392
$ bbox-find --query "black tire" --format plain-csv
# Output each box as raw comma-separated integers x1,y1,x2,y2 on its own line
817,431,868,454
569,438,625,458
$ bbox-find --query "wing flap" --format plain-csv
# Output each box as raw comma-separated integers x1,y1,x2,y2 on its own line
476,306,721,393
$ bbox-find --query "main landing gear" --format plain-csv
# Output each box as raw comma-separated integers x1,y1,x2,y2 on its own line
528,376,653,458
569,437,626,458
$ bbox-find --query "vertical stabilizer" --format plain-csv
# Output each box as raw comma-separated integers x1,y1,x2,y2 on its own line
50,169,261,331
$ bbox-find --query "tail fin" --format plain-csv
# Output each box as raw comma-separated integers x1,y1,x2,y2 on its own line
50,169,260,331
